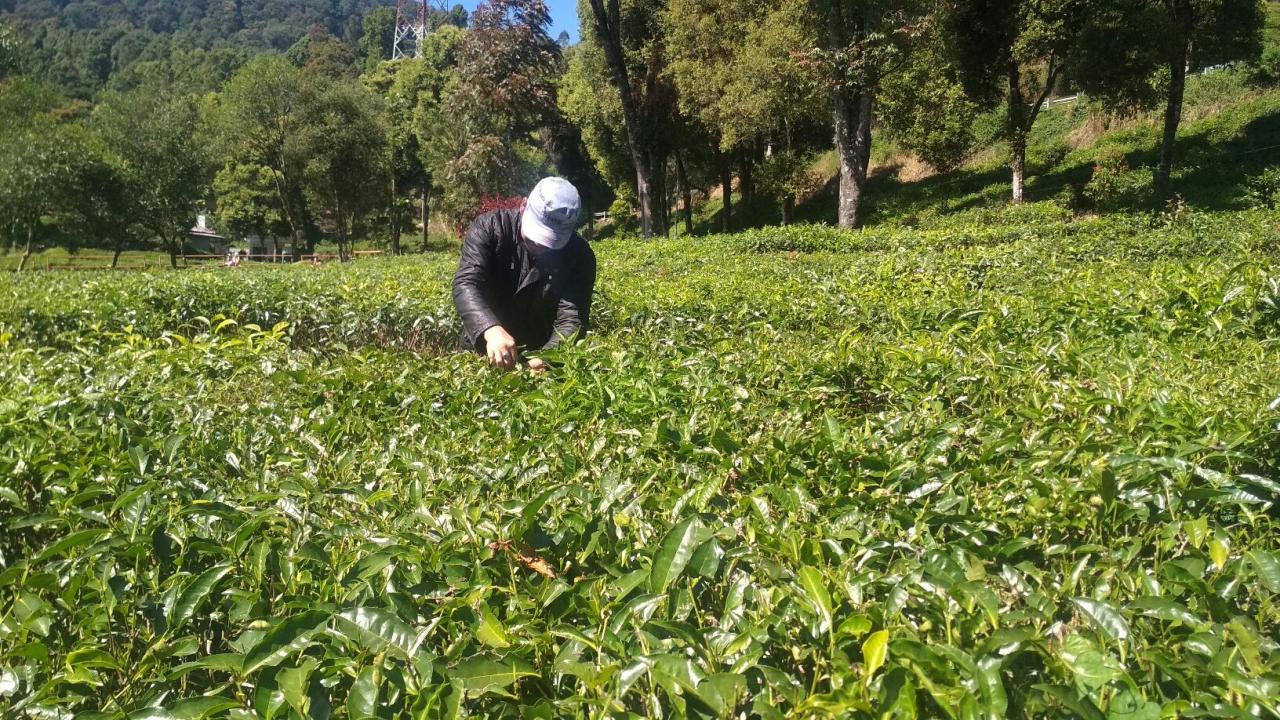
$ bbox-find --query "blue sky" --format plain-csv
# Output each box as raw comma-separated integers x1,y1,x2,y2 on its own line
455,0,581,44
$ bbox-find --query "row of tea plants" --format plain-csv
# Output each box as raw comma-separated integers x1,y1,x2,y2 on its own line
1,206,1278,718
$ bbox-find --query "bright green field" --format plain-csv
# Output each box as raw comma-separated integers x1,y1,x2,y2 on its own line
2,207,1279,719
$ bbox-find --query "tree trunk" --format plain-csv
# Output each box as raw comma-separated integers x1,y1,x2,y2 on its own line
675,150,693,235
111,244,123,268
826,0,874,230
833,89,873,229
335,199,349,262
421,185,431,252
587,0,666,239
1156,44,1188,197
635,155,663,239
739,145,754,211
1005,57,1058,205
389,175,402,257
1011,138,1026,204
719,146,733,233
16,225,33,272
1007,64,1028,204
657,154,670,237
168,238,178,269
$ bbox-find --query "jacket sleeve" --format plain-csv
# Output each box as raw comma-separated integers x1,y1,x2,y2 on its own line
452,216,502,352
541,242,596,350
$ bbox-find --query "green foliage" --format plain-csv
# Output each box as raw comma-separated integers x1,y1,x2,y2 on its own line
2,209,1279,717
213,163,289,241
1083,147,1154,212
0,20,29,79
877,33,979,172
1243,166,1280,208
3,0,386,94
92,80,207,262
1249,46,1280,86
426,1,560,221
0,115,97,266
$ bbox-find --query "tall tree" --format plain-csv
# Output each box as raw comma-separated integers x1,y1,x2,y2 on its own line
366,24,462,252
428,0,562,224
1073,0,1264,195
213,162,290,253
359,6,398,71
0,21,29,80
296,78,388,261
209,56,317,257
0,120,90,271
943,0,1081,204
877,24,979,173
93,81,206,267
1151,0,1264,193
665,0,824,229
805,0,928,227
560,40,636,207
584,0,676,238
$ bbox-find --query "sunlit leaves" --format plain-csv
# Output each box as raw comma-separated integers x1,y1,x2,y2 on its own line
1,208,1279,718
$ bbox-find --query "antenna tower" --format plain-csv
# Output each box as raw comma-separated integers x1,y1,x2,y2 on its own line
393,0,444,60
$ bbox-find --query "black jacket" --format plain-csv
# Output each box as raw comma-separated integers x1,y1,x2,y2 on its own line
452,209,597,354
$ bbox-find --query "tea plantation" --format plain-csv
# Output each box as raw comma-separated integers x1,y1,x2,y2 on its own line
2,207,1279,718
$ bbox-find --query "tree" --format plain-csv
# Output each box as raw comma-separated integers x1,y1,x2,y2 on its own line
877,25,979,172
943,0,1081,204
70,136,138,267
295,78,388,261
1073,0,1264,195
1,20,30,80
583,0,677,238
286,26,360,79
427,0,562,224
358,7,397,71
664,0,825,229
365,25,461,253
0,121,90,271
805,0,929,227
209,56,317,257
560,41,636,207
1152,0,1263,193
93,81,206,267
213,162,289,251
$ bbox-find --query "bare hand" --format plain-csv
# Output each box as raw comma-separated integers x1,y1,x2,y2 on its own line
484,326,518,370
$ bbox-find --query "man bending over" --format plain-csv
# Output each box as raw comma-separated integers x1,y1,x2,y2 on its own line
452,177,597,370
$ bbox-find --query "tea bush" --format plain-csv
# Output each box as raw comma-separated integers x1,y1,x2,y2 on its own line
1,210,1278,719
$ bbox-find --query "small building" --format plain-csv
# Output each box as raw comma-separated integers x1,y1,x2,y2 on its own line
187,215,228,255
245,232,291,261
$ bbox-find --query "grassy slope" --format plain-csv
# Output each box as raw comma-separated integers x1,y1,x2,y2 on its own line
797,72,1280,228
647,66,1278,236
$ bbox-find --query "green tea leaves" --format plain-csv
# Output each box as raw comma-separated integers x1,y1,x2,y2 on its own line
1072,598,1129,642
3,214,1279,717
649,517,709,593
242,611,329,674
450,657,537,696
797,566,834,634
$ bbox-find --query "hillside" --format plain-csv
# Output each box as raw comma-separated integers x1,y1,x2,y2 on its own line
0,0,392,95
1,0,384,45
655,66,1280,236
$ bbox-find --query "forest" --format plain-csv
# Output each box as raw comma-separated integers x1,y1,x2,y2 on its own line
1,0,1277,268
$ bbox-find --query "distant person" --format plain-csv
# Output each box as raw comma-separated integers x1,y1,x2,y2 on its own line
452,177,597,371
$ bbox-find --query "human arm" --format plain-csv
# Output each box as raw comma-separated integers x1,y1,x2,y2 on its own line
451,216,504,354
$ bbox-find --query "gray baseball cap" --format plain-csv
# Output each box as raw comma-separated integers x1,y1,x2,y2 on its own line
521,177,581,249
